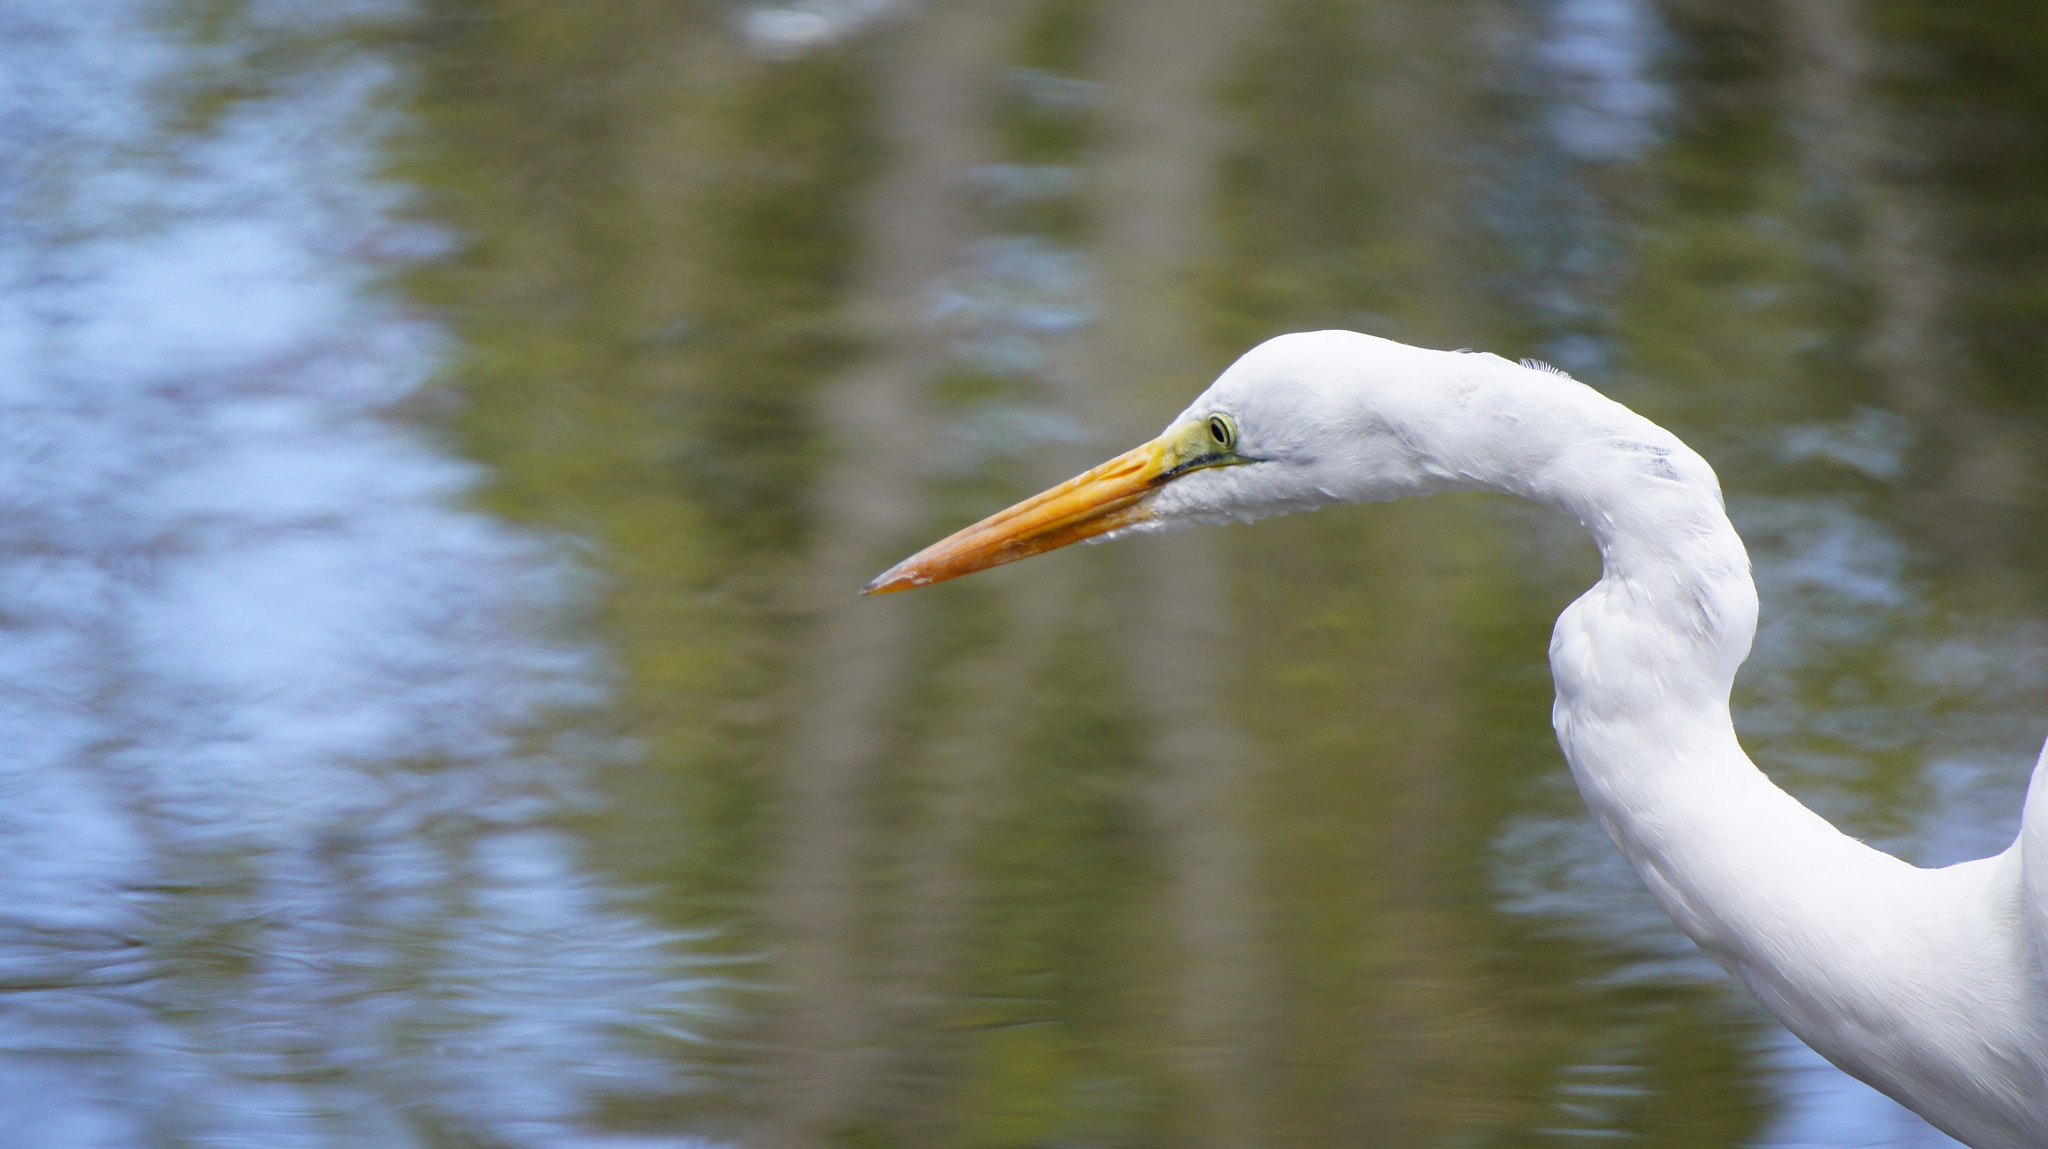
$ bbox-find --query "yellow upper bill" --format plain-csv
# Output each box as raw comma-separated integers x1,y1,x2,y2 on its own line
862,437,1171,595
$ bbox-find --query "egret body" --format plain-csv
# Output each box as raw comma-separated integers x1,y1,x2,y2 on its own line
867,331,2048,1148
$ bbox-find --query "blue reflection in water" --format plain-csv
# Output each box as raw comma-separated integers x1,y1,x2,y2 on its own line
1537,0,1669,162
0,3,718,1145
929,236,1097,376
741,0,906,58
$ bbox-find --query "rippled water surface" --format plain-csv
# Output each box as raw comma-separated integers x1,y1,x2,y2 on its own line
3,0,2046,1145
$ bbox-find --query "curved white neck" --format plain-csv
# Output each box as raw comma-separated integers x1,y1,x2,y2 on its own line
1440,372,1770,858
1433,365,2048,1147
1426,367,1760,717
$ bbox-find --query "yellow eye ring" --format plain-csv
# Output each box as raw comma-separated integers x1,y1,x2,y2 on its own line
1207,413,1237,451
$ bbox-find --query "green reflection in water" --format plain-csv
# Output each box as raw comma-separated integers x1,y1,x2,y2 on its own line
1206,2,1769,1143
853,4,1194,1142
398,0,879,970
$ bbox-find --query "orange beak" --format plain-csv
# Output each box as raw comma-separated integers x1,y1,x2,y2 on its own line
863,437,1173,594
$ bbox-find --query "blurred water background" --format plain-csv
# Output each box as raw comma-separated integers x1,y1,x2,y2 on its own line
2,0,2045,1145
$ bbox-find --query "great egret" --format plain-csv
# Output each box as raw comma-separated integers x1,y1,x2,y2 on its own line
866,331,2048,1148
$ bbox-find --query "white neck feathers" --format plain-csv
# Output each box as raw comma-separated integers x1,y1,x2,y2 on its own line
1419,360,2048,1147
1420,361,1760,704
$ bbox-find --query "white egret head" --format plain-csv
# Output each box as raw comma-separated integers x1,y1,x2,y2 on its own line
864,330,1483,593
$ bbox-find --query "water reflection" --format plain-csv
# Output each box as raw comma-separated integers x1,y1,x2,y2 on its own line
0,3,710,1144
8,0,2048,1145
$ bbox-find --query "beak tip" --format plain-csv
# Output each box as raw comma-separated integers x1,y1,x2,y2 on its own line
860,566,919,596
859,436,1170,598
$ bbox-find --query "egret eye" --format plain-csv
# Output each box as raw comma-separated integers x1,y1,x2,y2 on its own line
1207,414,1236,451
